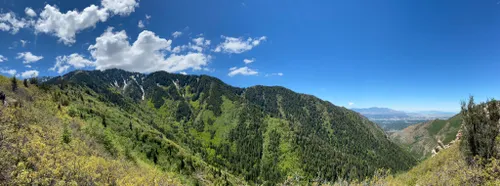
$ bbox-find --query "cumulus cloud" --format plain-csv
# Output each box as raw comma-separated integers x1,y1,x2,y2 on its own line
50,53,95,74
101,0,139,16
145,14,151,20
179,71,187,75
214,36,266,54
348,102,354,106
0,68,16,76
89,28,211,73
17,52,43,64
138,20,145,28
170,37,211,54
0,23,9,31
228,66,258,77
189,37,211,52
243,58,255,64
21,70,39,78
172,31,182,38
0,12,30,34
35,4,109,45
35,0,139,45
25,7,37,17
0,55,7,62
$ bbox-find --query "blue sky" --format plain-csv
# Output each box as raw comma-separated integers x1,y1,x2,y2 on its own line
1,0,500,112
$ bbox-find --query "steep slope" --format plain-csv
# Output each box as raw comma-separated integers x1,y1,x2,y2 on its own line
0,76,192,185
390,115,462,159
5,69,417,184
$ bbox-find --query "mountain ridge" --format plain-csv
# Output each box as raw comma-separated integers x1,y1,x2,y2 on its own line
40,68,417,184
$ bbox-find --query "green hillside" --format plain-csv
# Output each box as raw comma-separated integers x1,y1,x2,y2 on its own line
390,114,462,159
0,69,416,185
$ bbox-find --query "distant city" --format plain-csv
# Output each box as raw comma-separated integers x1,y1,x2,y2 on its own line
352,107,456,131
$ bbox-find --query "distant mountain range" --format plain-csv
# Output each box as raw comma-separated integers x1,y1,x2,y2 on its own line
352,107,456,120
351,107,409,119
352,107,457,131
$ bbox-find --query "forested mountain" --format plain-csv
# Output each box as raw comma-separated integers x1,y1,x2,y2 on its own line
390,115,462,159
0,69,417,185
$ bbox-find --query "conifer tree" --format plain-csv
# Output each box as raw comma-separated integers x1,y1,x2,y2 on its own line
11,76,18,92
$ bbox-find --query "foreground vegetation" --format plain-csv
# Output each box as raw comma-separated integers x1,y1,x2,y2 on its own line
0,76,185,185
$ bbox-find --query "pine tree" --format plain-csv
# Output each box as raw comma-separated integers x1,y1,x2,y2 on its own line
23,79,29,87
0,91,5,105
102,116,107,128
29,77,38,85
11,76,18,92
460,96,500,164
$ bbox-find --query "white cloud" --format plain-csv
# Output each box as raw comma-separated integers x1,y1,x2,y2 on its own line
243,58,255,64
25,7,37,17
0,23,10,31
17,52,43,64
35,0,139,45
89,28,211,73
50,53,95,74
138,20,145,28
0,68,16,76
145,14,151,20
348,102,354,106
0,55,7,62
188,37,211,52
21,70,39,78
101,0,139,16
20,40,29,47
0,12,30,34
35,4,109,45
266,72,284,77
172,31,182,38
193,37,210,46
172,46,184,53
228,66,258,77
214,36,267,54
179,71,187,75
25,65,32,68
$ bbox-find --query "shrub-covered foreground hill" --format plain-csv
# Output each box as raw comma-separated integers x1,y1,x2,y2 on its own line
0,69,416,185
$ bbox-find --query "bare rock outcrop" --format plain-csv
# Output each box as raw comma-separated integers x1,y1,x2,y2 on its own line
431,130,462,157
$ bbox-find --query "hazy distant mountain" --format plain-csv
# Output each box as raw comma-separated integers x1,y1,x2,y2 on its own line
352,107,456,120
406,111,457,118
352,107,457,131
351,107,409,119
